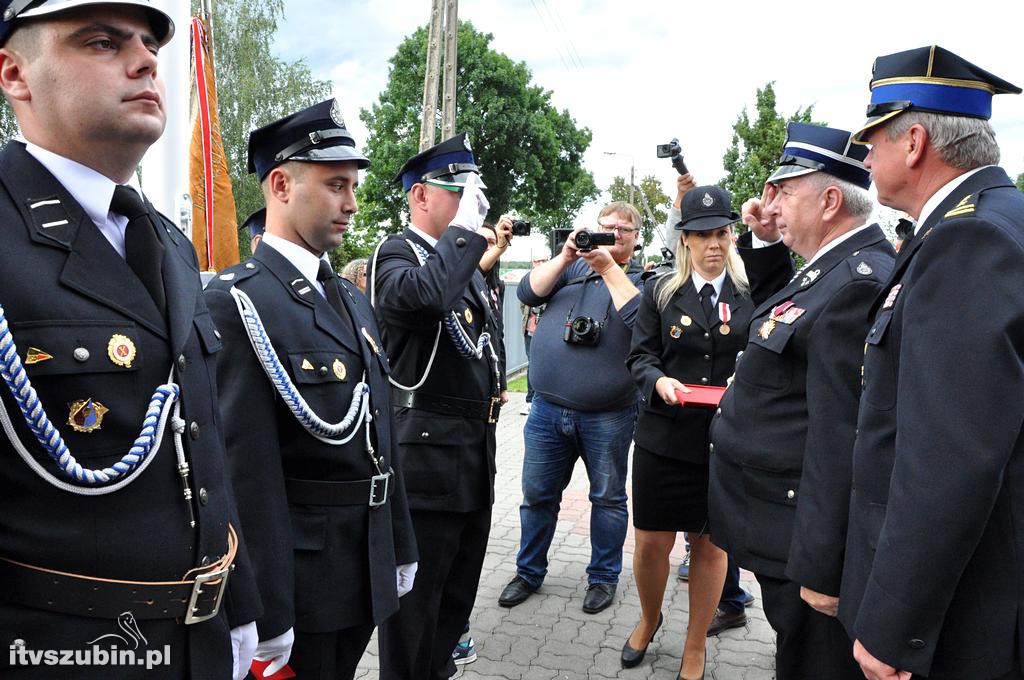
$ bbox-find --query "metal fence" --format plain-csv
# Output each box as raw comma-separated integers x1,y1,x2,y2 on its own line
502,292,528,376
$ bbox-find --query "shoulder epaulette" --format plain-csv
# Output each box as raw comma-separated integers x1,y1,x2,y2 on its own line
207,261,260,289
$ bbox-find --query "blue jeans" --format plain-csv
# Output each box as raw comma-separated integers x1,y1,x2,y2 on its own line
719,553,748,614
524,334,534,403
515,395,636,587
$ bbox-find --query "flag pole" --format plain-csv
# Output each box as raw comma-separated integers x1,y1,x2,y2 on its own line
138,0,192,235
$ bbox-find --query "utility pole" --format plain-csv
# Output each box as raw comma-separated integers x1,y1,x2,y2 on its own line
440,0,458,140
418,0,445,151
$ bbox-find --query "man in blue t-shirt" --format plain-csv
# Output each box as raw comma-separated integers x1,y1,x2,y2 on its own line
501,202,645,614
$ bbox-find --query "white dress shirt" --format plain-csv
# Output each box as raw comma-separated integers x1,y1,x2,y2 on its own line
24,142,148,259
408,223,439,248
691,269,727,306
260,232,332,298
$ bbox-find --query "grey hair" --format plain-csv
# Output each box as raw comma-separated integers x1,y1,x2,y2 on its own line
802,172,874,220
885,111,1000,169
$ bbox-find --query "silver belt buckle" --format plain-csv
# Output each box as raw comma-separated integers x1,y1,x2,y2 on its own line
369,473,390,507
184,565,231,625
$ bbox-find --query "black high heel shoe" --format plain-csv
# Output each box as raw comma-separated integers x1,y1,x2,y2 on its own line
677,653,706,680
620,611,664,668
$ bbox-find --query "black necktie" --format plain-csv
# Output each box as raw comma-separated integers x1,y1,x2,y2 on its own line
700,283,716,325
317,260,352,326
110,185,166,315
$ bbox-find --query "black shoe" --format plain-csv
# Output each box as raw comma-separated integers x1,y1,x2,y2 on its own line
706,607,747,637
498,576,538,608
620,612,663,668
582,582,616,613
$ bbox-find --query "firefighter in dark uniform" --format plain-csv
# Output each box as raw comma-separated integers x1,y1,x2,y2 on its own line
0,2,262,678
840,46,1024,680
205,100,418,680
708,123,895,679
368,134,502,680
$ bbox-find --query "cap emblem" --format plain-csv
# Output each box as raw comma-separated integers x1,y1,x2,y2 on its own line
463,136,472,152
330,99,345,128
702,192,714,208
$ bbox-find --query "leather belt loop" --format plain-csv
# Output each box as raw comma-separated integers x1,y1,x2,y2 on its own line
392,388,501,422
0,525,238,623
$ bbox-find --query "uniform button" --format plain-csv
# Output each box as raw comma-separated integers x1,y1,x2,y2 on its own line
786,489,796,499
703,354,711,361
198,488,209,506
200,556,210,567
701,377,709,384
189,421,200,439
703,332,710,339
420,431,430,438
214,330,222,339
709,443,714,454
456,237,467,247
908,639,925,650
245,263,255,269
318,366,329,377
374,409,380,417
73,348,90,362
177,355,187,371
716,408,722,416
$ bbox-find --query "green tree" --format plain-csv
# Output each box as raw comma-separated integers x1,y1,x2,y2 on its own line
720,82,821,220
358,21,597,242
607,174,670,246
0,99,18,144
195,0,332,258
1016,171,1023,192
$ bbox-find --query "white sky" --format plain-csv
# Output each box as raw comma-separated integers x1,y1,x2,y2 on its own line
272,0,1024,260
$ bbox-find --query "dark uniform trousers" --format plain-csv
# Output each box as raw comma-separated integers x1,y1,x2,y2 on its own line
206,243,417,680
369,226,498,680
840,168,1024,680
709,225,896,680
0,142,262,678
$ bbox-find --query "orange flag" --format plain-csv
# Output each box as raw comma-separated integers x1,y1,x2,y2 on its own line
189,16,239,272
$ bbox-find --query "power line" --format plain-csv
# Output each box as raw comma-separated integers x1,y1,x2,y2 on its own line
528,0,573,74
543,0,585,70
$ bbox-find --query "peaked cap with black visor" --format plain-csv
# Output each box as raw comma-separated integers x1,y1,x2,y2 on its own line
247,99,370,181
767,122,871,190
0,0,174,46
853,45,1021,143
394,133,486,192
675,185,740,232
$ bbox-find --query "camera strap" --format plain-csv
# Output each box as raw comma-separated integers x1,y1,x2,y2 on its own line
564,267,613,328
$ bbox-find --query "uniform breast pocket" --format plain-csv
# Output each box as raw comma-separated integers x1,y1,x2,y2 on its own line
287,349,363,417
738,322,796,392
862,310,897,410
194,312,222,355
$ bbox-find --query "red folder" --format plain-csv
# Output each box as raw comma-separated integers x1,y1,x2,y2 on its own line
250,660,296,680
674,385,726,408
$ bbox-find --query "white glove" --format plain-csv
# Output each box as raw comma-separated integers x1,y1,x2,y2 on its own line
230,621,258,680
396,561,418,598
253,627,294,678
448,175,489,232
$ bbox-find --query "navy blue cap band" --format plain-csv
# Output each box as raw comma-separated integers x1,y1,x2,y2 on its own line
870,81,993,119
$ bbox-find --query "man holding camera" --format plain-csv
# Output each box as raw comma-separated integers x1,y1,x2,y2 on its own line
500,202,645,614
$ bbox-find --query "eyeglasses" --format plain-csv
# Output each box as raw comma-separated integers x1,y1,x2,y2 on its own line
597,224,639,234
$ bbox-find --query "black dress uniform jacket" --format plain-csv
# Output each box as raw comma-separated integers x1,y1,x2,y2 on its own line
709,224,895,594
205,243,417,638
367,226,499,512
0,142,262,678
628,276,751,463
840,167,1024,679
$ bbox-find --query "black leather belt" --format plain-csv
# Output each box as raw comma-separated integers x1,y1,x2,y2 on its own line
0,526,237,623
285,471,394,507
392,388,501,423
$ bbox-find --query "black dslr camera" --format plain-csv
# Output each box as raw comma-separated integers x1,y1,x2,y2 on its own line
564,315,602,346
573,230,616,252
511,219,532,236
656,138,689,175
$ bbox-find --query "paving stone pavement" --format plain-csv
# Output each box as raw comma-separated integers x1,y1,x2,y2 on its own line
357,391,776,679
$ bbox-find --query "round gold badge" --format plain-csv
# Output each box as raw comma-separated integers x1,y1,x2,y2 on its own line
719,323,731,336
107,334,136,368
464,308,474,325
680,315,692,327
332,359,347,381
